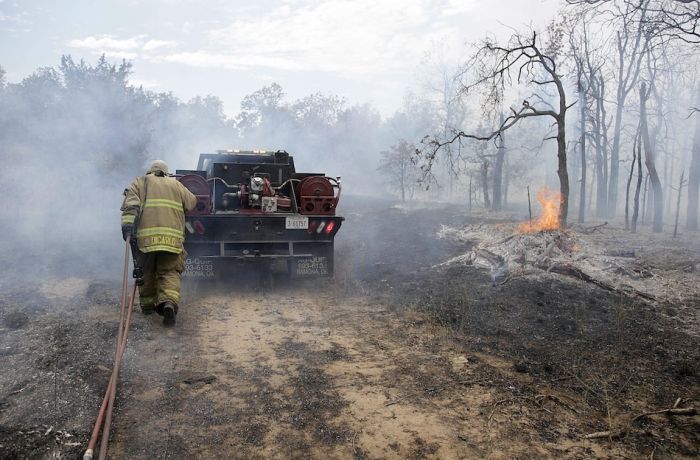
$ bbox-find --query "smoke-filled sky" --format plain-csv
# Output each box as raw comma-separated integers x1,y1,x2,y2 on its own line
1,0,559,116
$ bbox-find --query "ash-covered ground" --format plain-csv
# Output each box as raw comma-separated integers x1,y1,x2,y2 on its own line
0,197,698,459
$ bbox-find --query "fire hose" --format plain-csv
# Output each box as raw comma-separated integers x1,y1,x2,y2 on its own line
83,238,137,460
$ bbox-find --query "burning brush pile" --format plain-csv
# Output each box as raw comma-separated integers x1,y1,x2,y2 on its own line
438,188,582,285
438,223,581,285
437,188,700,317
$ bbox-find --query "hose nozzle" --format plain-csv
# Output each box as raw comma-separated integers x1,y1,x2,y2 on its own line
132,267,144,286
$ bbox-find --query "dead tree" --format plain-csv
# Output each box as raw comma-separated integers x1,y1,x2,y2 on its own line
632,128,644,232
492,112,506,210
590,69,611,217
688,84,700,230
609,1,651,218
568,1,699,44
568,10,604,222
674,170,687,237
420,31,573,226
481,159,491,208
578,75,588,223
640,82,664,232
625,134,637,230
642,0,700,44
568,10,611,218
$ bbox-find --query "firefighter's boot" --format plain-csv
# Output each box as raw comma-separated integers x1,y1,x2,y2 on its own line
162,302,176,327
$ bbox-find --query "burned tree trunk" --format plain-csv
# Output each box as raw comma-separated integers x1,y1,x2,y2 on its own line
579,79,587,223
642,174,649,224
592,73,609,218
557,114,570,226
492,113,506,211
503,158,510,207
674,171,685,238
625,136,636,230
608,9,649,218
607,62,625,217
640,82,663,233
631,132,643,233
687,85,700,231
481,160,491,209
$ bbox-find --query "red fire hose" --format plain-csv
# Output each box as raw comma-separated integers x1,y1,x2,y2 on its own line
83,238,137,460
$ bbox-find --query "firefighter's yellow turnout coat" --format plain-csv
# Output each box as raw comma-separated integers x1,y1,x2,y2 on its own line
121,170,196,310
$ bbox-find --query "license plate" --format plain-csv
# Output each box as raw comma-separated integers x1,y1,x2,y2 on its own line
285,216,309,229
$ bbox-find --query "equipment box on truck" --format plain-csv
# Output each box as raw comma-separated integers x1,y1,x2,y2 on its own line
176,150,343,278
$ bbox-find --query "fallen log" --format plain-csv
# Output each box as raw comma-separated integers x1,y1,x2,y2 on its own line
631,407,697,423
584,430,625,440
579,221,608,234
604,249,636,258
538,262,657,302
584,406,697,440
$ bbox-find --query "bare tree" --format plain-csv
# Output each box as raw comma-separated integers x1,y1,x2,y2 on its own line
480,157,491,208
608,1,652,218
688,84,700,230
573,11,612,218
568,10,604,223
631,129,644,232
566,1,699,44
590,69,612,217
492,113,507,210
570,36,590,223
640,0,700,44
420,30,574,226
378,139,420,202
640,81,664,231
625,133,637,230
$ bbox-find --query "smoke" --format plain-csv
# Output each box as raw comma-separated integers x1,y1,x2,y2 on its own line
0,57,239,280
0,56,419,283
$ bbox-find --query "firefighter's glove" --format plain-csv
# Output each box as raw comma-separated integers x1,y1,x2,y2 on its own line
121,224,134,241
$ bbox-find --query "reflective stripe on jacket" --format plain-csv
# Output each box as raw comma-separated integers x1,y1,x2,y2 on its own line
120,173,196,254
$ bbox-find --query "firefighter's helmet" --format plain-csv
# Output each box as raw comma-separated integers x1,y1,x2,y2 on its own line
147,160,169,176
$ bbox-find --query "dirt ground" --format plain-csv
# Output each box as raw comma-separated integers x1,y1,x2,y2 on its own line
0,197,698,459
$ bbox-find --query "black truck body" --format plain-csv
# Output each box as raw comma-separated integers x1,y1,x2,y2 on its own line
176,150,343,278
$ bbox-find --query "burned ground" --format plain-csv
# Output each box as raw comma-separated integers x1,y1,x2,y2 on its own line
0,198,698,459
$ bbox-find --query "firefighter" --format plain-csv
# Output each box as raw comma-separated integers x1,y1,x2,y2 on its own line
120,160,196,326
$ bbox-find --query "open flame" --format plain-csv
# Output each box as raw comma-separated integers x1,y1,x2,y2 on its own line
518,187,562,233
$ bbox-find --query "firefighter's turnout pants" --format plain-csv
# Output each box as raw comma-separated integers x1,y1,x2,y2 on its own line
135,249,186,312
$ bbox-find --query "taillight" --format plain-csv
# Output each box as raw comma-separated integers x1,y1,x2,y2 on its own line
194,220,206,235
325,220,335,234
316,221,326,234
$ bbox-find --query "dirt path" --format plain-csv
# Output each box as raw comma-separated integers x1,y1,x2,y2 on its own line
110,287,486,458
102,283,633,459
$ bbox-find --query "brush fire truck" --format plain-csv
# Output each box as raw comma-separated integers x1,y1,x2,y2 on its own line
175,150,343,278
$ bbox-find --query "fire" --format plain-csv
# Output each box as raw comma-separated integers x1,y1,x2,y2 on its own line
518,187,562,233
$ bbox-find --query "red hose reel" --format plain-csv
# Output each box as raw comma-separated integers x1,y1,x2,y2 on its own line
296,176,340,215
178,174,211,215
